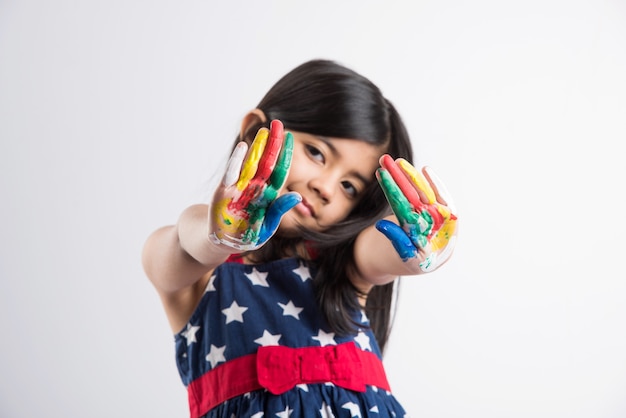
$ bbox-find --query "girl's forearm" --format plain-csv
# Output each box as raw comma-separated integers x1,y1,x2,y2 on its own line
142,204,232,293
353,215,424,286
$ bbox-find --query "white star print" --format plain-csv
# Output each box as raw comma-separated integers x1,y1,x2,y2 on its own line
292,263,311,282
222,300,248,324
181,323,200,345
370,405,379,413
312,329,337,346
342,402,362,418
245,268,270,287
278,300,303,319
205,274,217,292
296,384,308,392
360,310,369,324
251,413,264,418
354,330,372,351
205,344,226,368
275,405,293,417
254,330,281,346
319,402,336,418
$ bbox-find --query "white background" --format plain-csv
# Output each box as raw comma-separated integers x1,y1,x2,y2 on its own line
1,1,625,417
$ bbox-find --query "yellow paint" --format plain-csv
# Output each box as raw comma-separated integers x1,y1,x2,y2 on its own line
398,159,436,203
236,128,268,191
212,197,249,238
430,217,456,251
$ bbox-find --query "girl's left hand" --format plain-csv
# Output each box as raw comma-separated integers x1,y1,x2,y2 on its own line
375,155,458,272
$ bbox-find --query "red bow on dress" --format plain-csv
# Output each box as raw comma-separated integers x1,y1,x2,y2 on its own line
257,342,367,394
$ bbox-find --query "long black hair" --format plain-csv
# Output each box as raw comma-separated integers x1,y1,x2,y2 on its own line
238,59,414,354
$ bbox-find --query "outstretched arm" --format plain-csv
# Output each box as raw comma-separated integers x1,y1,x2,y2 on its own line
141,204,233,332
142,120,299,331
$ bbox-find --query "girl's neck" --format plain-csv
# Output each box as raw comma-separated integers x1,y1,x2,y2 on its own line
243,240,316,264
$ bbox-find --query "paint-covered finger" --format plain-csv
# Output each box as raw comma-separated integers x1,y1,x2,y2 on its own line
379,155,425,212
236,127,268,190
376,168,419,226
254,120,284,183
257,192,302,244
375,219,417,261
260,131,294,204
398,159,436,204
222,142,248,187
423,166,456,212
269,131,294,191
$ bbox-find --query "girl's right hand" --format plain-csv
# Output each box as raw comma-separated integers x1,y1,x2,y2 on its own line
209,120,301,251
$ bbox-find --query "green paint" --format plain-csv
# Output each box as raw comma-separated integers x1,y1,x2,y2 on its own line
420,253,435,271
238,133,294,246
269,132,293,189
378,169,419,224
378,168,440,249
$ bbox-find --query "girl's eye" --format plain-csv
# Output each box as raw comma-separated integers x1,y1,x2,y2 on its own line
305,144,324,162
341,181,358,197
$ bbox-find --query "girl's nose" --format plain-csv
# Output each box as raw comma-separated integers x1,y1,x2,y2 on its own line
309,177,334,203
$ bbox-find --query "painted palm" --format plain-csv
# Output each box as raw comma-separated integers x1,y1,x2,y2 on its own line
376,155,458,272
210,120,301,250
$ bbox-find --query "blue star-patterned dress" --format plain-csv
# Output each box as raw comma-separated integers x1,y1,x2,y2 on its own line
175,257,408,418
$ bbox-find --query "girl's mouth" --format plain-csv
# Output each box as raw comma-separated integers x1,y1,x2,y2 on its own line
294,198,314,217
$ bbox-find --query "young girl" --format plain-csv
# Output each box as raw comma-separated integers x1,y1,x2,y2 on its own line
142,59,457,418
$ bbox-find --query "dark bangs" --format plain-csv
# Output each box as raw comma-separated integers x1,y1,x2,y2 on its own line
258,60,391,149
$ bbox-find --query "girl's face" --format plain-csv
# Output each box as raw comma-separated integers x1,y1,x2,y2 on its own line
277,131,386,234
